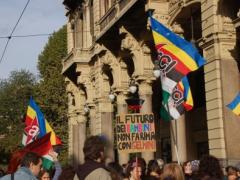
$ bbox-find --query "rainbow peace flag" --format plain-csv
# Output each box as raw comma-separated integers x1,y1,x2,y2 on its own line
227,93,240,116
22,97,62,146
22,97,62,169
150,16,205,93
150,16,202,120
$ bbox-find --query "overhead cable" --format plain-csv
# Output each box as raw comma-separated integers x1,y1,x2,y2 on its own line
0,0,31,64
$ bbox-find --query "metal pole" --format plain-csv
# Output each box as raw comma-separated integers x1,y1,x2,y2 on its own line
170,121,180,164
166,103,180,164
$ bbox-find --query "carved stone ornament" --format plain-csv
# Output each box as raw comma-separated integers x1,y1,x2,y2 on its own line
102,52,114,65
169,0,184,13
238,9,240,18
171,22,184,36
121,34,139,51
141,43,151,54
169,0,183,7
67,92,75,106
222,16,235,33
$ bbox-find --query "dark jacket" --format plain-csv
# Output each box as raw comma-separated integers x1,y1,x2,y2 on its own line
76,160,111,180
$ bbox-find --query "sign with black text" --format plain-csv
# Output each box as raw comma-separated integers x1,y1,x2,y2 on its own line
115,113,156,153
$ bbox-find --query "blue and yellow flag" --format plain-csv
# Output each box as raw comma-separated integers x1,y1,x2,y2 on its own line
227,93,240,116
150,16,205,93
150,16,201,120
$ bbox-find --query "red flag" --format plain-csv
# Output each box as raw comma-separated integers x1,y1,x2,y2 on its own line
22,132,52,156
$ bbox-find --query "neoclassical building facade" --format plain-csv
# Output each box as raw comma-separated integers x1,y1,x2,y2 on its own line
62,0,240,166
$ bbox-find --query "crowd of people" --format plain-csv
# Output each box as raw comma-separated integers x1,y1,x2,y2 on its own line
1,135,240,180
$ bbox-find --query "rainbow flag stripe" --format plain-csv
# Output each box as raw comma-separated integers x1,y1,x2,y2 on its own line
150,16,205,85
179,76,193,111
24,97,61,145
227,93,240,116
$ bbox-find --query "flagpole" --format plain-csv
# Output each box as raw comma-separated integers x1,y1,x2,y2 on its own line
166,103,180,165
170,120,180,165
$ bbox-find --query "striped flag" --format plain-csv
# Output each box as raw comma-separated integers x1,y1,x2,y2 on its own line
150,16,204,120
22,97,61,169
227,93,240,116
22,97,62,146
161,76,193,121
150,16,205,92
179,76,193,111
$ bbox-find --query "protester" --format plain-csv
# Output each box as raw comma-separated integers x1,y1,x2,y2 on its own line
58,165,76,180
182,161,193,180
156,159,165,171
38,149,61,180
75,135,111,180
125,157,143,180
107,162,124,180
1,151,42,180
145,159,161,180
197,155,223,180
190,160,200,174
225,166,238,180
38,169,51,180
6,150,24,174
138,158,147,180
161,163,184,180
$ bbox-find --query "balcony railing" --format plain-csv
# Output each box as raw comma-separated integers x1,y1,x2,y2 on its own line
96,0,138,40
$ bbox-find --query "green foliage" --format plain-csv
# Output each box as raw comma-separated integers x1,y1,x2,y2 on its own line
0,70,37,153
36,25,68,163
0,25,69,166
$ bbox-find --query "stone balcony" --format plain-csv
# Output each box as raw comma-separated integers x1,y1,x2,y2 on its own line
96,0,138,40
62,48,89,73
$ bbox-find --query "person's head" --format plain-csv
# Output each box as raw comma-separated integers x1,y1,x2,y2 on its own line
157,158,165,170
126,157,143,180
83,135,106,162
38,169,50,180
190,160,200,173
182,161,192,175
58,165,76,180
147,160,161,177
7,150,24,174
226,166,238,180
107,162,124,180
138,157,146,176
21,152,42,177
198,155,223,180
162,163,184,180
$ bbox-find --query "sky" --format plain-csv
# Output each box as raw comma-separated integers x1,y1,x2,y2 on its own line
0,0,67,79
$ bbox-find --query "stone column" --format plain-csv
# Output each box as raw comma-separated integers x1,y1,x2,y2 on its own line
117,92,129,165
170,115,187,163
67,22,74,53
77,113,87,164
89,105,96,135
200,1,240,164
139,81,154,163
97,100,115,161
68,113,74,165
71,113,79,168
